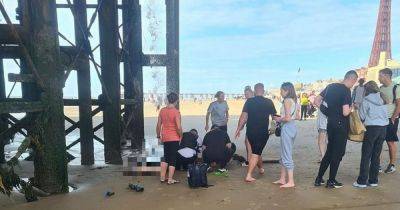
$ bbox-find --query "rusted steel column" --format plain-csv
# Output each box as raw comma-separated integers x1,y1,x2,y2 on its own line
98,0,122,164
0,59,7,163
122,0,144,150
166,0,179,105
29,0,68,193
73,0,94,165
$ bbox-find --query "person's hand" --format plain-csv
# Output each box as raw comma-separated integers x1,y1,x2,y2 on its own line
235,130,241,139
273,116,281,122
205,124,209,131
226,143,232,149
391,116,396,124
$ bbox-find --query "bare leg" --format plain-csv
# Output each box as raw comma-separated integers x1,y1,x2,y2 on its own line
281,169,295,188
273,166,286,185
160,162,168,181
257,155,265,174
318,131,327,161
245,154,259,182
168,166,176,182
245,138,252,163
388,141,397,165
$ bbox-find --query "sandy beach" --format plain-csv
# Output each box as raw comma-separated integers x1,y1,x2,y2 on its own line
2,104,400,210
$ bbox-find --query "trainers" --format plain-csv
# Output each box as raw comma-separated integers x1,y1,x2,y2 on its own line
379,166,383,173
384,164,396,174
326,180,343,189
352,182,367,188
314,177,325,187
368,183,378,187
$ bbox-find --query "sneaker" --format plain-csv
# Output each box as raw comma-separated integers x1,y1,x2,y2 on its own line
384,164,396,174
314,177,325,187
326,180,343,189
217,168,227,173
352,182,367,188
368,183,378,187
379,166,383,173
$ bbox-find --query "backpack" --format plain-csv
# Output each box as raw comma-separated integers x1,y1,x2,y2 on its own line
187,163,210,188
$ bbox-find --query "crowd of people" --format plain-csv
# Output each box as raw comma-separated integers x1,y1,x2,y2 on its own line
155,68,399,189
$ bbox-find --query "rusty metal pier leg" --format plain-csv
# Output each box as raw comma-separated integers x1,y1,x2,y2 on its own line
166,0,180,101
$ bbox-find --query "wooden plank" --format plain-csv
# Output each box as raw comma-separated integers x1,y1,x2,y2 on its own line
74,0,94,165
8,73,35,83
98,0,122,164
0,101,44,114
28,0,68,193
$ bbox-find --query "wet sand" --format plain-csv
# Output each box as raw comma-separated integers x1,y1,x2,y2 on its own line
2,117,400,210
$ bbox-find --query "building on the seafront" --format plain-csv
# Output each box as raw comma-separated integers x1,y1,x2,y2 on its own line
359,51,400,83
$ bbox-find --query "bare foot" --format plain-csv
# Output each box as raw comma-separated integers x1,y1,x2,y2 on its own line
280,183,295,188
273,179,286,185
259,168,265,174
245,177,256,182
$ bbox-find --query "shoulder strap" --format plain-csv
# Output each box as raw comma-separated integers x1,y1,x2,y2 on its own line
393,84,398,104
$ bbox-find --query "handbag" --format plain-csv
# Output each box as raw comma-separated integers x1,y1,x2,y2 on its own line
320,86,330,116
348,110,366,142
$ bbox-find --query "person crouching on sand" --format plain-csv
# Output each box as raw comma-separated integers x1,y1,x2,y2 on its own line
156,92,182,185
235,83,277,182
353,81,388,188
273,82,300,188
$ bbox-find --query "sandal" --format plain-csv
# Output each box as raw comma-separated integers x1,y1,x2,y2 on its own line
167,179,180,185
160,179,166,183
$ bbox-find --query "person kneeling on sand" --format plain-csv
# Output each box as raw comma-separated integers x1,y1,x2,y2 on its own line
353,81,388,188
176,129,199,171
235,83,277,182
202,127,236,172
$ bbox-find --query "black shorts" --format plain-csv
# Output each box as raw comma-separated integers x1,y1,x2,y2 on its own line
386,118,399,142
211,124,227,132
247,132,269,155
162,141,180,166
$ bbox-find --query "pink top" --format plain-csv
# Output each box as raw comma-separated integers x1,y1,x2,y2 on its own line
159,107,181,142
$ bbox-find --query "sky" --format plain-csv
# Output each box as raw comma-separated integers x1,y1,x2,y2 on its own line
2,0,400,97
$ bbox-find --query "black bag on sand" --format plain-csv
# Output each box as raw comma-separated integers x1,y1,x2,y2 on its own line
187,163,210,188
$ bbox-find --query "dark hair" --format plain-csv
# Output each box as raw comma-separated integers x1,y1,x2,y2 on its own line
344,70,358,80
244,86,252,92
358,78,365,86
167,92,179,104
215,91,224,98
379,68,393,78
364,81,380,96
281,82,297,103
254,83,264,90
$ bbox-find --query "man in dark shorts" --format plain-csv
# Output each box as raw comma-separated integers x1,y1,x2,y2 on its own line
314,70,358,188
202,127,236,170
235,83,277,182
378,68,399,174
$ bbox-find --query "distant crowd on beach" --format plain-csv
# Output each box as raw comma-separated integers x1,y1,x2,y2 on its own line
155,68,398,189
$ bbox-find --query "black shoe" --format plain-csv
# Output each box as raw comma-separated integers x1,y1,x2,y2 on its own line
314,177,325,187
326,180,343,189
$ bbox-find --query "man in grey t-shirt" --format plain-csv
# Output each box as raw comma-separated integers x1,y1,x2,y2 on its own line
205,91,229,132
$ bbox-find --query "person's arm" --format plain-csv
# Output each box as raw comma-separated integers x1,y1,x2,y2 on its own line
175,112,183,140
225,104,230,124
235,112,248,139
225,133,232,149
205,104,212,131
314,95,323,107
342,89,352,117
343,104,351,117
156,114,162,141
391,98,400,123
359,101,367,122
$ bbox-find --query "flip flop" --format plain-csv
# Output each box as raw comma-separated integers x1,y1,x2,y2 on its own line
167,179,180,185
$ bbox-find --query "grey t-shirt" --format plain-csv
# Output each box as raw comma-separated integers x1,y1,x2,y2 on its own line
208,101,229,126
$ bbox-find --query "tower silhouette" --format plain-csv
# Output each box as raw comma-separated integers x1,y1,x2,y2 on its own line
369,0,391,67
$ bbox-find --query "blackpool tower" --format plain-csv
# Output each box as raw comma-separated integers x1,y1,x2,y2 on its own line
369,0,392,67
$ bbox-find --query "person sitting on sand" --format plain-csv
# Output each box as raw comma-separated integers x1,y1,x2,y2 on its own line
156,92,182,185
273,82,300,188
244,86,254,166
235,83,277,182
205,91,229,132
176,129,199,171
202,127,236,171
353,81,388,188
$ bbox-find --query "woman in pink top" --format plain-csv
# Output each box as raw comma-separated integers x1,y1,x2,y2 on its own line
156,92,182,184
